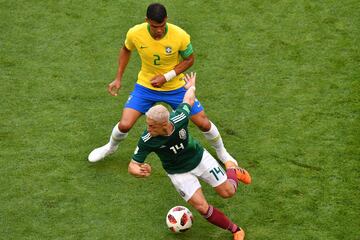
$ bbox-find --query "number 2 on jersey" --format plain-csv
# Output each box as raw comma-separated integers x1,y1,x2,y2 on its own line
153,54,160,65
170,143,184,154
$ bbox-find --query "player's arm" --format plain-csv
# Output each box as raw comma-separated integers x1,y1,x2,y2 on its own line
128,160,152,178
108,45,132,96
171,39,195,78
151,41,195,88
129,141,152,177
174,53,194,74
182,72,196,107
150,54,195,88
171,72,195,123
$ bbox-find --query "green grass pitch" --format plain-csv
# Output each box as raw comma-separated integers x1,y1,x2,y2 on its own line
1,0,359,239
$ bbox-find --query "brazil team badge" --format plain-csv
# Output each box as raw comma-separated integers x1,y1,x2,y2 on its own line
165,46,172,54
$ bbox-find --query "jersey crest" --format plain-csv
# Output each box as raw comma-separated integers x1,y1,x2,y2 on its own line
165,46,172,54
179,129,187,140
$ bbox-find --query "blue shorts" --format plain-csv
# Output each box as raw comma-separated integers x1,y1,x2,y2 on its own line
125,84,204,115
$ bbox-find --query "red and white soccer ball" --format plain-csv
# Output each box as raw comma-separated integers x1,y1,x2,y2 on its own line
166,206,193,233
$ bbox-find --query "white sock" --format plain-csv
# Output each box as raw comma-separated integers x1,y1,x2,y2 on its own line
109,124,128,148
202,121,225,152
203,122,237,165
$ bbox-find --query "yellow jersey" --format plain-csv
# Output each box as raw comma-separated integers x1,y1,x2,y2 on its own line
124,22,193,91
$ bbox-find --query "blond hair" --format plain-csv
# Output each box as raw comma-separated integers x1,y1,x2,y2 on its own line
145,104,170,123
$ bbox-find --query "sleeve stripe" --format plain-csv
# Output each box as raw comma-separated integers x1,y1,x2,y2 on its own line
141,133,152,142
170,112,185,121
173,116,186,123
172,114,186,123
170,112,186,122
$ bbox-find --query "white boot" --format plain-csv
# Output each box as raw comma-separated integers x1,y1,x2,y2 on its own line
88,124,128,162
88,143,118,162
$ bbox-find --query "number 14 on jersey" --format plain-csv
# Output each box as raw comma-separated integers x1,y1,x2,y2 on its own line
170,143,184,154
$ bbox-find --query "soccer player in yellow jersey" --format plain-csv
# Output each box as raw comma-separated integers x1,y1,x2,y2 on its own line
88,3,238,169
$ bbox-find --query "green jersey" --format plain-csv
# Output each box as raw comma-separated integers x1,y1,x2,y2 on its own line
132,103,204,174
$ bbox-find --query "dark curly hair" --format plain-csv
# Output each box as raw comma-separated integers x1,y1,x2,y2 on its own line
146,3,167,23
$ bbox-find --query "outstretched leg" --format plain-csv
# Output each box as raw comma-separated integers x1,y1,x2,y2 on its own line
188,188,245,240
167,154,247,240
88,108,142,162
190,110,237,166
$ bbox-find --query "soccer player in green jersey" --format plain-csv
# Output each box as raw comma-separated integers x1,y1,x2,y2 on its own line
88,3,238,169
128,72,251,240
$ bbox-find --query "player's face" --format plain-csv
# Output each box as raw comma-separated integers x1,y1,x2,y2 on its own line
146,18,167,39
146,117,167,137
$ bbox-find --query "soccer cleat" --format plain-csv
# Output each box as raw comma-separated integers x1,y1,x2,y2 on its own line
234,167,252,185
88,143,118,162
233,228,245,240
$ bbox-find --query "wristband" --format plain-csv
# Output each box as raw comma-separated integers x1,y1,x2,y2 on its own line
164,70,177,82
189,86,196,91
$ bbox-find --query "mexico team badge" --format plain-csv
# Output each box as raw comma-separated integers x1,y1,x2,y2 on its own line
179,129,187,140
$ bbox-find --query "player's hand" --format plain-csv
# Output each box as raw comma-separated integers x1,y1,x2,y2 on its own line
184,72,196,89
138,163,152,177
108,79,121,96
150,75,166,88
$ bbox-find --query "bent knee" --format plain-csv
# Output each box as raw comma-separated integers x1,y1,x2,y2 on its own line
118,121,133,133
197,121,211,132
216,184,236,198
191,113,211,131
219,190,235,199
